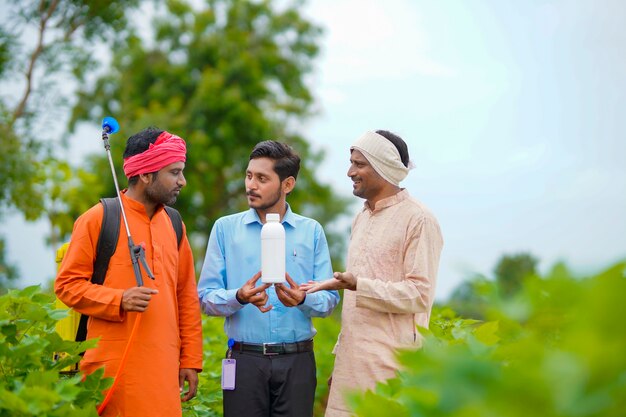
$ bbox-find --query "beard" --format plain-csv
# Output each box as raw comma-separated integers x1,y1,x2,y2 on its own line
146,178,178,206
248,185,282,211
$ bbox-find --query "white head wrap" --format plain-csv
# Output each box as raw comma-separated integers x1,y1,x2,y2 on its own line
350,131,410,186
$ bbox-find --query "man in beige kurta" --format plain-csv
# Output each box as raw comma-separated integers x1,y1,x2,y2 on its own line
302,130,443,417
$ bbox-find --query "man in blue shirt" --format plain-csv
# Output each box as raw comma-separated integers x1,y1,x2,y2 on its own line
198,140,339,417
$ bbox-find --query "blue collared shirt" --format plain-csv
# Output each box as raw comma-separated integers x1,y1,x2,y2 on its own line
198,205,339,343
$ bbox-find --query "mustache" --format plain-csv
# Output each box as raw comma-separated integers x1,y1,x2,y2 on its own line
246,191,261,198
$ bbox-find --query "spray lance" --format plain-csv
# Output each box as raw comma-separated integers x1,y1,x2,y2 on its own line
97,117,154,415
101,117,154,286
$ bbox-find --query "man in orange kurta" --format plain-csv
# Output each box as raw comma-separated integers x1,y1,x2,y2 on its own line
55,128,203,417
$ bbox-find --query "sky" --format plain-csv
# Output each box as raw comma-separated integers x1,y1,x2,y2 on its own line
4,0,626,300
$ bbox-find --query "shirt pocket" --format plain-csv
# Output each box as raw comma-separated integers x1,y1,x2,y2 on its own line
287,244,314,283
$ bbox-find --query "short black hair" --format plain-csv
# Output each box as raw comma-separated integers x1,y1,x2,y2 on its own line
123,127,163,185
376,130,409,168
249,140,300,181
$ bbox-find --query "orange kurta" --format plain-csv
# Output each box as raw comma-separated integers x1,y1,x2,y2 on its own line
55,192,203,417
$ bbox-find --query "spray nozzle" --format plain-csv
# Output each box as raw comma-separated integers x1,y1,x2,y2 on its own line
102,117,120,134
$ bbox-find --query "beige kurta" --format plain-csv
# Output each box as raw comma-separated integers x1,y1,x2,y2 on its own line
325,189,443,417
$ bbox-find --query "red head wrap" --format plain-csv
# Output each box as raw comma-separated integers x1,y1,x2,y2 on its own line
123,131,187,178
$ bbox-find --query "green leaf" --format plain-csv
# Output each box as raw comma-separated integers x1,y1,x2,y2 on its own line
474,321,500,346
1,323,17,341
349,390,410,417
48,308,69,321
55,379,81,402
18,285,42,298
20,386,59,414
0,388,29,413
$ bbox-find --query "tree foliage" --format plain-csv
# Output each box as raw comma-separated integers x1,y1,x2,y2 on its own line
448,252,539,319
446,274,495,320
0,0,141,218
0,0,143,277
66,0,350,265
0,238,19,293
494,252,538,297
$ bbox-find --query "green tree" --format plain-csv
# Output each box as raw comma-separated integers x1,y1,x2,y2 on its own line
66,0,350,265
446,274,496,320
0,0,141,216
0,0,143,276
447,252,540,319
494,252,538,297
0,238,18,294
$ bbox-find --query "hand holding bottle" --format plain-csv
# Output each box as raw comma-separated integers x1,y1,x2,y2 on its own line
275,273,306,307
236,271,273,313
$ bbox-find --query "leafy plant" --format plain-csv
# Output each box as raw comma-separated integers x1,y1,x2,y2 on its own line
182,315,225,417
0,286,111,417
347,262,626,417
312,313,342,416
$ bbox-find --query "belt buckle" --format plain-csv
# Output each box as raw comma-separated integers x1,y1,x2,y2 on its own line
262,343,280,356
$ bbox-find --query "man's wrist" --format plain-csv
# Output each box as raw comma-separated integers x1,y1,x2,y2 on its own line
298,293,306,305
235,289,249,305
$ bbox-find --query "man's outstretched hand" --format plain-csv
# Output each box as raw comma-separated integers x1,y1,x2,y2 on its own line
299,272,357,293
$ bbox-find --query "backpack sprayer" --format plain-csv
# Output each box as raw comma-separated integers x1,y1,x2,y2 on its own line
97,117,154,415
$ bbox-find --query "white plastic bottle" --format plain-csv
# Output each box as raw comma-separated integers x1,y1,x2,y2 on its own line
261,213,286,284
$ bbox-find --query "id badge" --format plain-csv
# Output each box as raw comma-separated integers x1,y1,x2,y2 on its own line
222,359,236,390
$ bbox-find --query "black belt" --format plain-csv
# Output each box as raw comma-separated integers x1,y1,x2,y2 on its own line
232,340,314,355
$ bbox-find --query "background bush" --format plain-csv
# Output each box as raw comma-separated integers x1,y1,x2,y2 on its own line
3,261,625,416
0,287,110,417
347,262,626,417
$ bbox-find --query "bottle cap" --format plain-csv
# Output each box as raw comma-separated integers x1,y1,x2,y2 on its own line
266,213,280,222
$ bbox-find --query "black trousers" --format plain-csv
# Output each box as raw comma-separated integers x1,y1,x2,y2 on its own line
223,350,317,417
